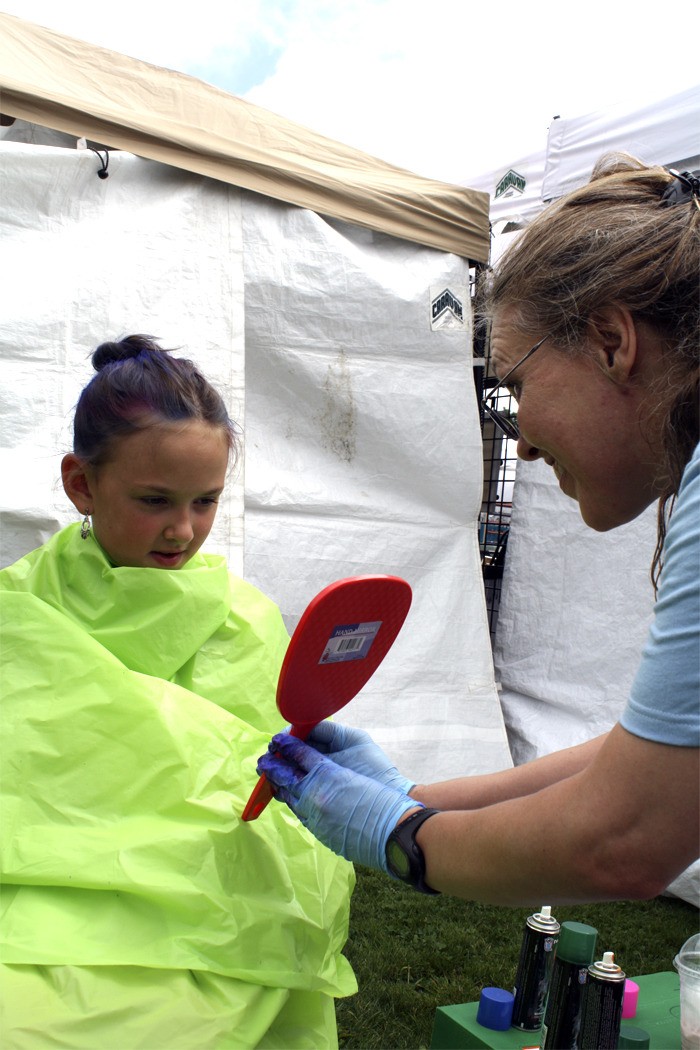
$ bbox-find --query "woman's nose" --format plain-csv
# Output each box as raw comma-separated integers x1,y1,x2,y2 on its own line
516,434,542,461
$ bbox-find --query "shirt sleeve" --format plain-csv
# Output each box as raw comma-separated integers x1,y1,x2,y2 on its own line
620,443,700,747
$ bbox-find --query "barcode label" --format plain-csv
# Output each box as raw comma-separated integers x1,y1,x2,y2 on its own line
337,637,364,653
319,621,383,664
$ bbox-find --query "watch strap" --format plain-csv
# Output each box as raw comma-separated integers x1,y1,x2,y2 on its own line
385,806,440,895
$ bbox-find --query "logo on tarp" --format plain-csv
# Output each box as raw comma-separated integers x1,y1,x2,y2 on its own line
495,169,526,199
431,287,464,330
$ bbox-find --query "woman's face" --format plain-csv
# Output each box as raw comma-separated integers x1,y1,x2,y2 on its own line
489,311,663,531
69,420,230,568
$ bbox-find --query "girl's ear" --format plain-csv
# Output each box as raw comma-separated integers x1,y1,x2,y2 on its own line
586,304,638,382
61,454,94,514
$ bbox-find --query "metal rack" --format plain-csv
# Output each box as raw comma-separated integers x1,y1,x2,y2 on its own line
479,400,517,642
472,270,519,643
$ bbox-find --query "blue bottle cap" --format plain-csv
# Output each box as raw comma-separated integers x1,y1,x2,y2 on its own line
476,986,515,1031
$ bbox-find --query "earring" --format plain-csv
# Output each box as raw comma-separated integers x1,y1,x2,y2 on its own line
80,510,91,540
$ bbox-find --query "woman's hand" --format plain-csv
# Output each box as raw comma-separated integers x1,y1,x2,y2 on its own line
304,721,415,793
257,732,419,872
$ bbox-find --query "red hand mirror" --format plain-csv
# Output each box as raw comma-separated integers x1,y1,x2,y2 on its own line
241,574,412,821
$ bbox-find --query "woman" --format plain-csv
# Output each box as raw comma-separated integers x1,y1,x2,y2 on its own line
0,336,355,1048
257,157,700,906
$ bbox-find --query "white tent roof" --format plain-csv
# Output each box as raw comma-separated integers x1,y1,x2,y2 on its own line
462,84,699,243
0,12,489,263
542,84,700,201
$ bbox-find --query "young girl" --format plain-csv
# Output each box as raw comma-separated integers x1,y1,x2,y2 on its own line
0,336,355,1048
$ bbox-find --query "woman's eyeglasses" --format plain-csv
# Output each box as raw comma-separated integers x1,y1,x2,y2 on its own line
481,334,550,441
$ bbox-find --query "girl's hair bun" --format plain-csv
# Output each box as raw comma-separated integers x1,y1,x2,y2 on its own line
92,334,164,372
75,333,237,467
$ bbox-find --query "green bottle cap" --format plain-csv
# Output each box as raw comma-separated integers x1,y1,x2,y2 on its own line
556,921,598,964
617,1024,651,1048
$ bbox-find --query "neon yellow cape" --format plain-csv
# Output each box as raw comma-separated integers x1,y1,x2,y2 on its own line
0,525,356,1049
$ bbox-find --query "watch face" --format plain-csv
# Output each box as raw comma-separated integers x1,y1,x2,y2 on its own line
386,837,411,880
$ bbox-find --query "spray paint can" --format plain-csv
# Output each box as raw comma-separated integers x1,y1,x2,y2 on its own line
540,921,597,1049
511,906,561,1030
578,951,626,1049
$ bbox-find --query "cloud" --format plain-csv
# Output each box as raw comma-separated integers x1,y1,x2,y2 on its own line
186,38,284,96
2,0,698,184
239,0,699,181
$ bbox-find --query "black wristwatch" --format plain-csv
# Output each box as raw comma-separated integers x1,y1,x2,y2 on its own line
385,807,440,894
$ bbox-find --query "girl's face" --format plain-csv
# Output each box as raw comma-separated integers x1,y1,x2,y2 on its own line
64,421,230,569
489,311,663,532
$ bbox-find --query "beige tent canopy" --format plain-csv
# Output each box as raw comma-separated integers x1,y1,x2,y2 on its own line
0,12,489,262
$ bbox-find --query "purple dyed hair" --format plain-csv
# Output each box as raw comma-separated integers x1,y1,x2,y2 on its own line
73,334,238,466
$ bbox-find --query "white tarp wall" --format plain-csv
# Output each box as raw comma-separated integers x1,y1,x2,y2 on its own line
241,198,511,781
494,460,699,906
0,143,513,786
494,460,657,765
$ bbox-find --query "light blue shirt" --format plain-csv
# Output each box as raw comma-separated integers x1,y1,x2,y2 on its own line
621,442,700,746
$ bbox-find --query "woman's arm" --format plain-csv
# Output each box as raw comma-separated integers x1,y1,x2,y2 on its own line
417,724,699,905
411,733,609,810
258,723,698,906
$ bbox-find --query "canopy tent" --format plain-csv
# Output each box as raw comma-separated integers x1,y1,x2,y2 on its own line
464,84,699,237
542,85,699,201
0,12,488,262
0,14,509,787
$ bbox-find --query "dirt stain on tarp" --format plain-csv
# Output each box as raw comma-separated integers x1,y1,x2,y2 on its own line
318,349,356,463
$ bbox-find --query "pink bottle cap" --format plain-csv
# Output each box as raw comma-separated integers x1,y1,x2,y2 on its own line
623,979,639,1019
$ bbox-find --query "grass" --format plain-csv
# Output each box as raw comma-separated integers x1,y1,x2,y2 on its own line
336,866,699,1050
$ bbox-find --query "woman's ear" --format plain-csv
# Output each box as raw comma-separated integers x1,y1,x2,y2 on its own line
587,304,638,383
61,454,94,514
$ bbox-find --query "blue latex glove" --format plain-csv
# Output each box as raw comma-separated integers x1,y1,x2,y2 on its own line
257,732,420,873
304,721,415,794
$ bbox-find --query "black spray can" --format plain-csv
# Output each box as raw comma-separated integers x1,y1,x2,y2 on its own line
541,921,597,1050
512,905,561,1030
579,951,626,1049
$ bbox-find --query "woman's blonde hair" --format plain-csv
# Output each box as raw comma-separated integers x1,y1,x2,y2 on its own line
480,154,699,587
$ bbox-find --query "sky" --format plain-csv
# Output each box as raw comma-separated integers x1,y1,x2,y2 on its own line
1,0,698,185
